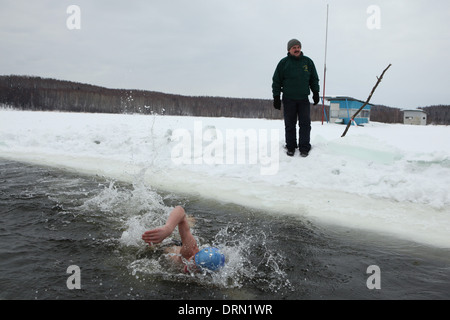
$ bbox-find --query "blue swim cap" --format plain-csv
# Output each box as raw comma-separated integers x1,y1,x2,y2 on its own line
194,247,225,271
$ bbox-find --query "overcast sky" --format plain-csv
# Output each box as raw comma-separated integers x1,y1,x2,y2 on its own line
1,0,449,109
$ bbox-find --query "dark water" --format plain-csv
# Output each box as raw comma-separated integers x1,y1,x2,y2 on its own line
0,158,449,300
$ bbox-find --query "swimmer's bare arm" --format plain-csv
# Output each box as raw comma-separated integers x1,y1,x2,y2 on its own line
142,206,185,244
142,206,198,259
177,209,199,260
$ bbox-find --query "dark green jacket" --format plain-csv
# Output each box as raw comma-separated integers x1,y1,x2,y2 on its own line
272,52,320,100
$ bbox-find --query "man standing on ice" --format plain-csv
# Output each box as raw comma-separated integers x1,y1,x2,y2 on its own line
272,39,320,157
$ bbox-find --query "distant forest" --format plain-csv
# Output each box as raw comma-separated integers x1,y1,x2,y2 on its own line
0,75,448,124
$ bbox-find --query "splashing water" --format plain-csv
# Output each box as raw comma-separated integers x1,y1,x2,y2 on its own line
126,223,292,292
79,178,171,245
77,177,291,292
208,224,292,292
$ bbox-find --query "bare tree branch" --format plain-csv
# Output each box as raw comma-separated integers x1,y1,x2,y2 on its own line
341,64,392,137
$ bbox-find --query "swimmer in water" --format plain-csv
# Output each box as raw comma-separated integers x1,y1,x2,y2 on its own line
141,206,225,273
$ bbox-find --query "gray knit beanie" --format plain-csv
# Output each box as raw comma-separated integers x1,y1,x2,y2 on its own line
287,39,301,51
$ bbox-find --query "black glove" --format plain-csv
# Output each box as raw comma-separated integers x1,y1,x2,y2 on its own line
313,92,320,105
273,96,281,110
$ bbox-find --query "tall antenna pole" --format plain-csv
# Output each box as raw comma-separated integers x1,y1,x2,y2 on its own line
322,4,329,125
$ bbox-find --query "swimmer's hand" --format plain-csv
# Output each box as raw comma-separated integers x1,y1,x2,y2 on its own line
142,226,172,246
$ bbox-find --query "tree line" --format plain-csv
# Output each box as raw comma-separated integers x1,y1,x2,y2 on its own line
0,75,281,119
0,75,448,124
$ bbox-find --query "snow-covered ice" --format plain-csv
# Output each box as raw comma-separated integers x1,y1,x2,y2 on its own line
1,109,449,248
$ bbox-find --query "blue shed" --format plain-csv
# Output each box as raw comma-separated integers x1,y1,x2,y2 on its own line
326,96,372,125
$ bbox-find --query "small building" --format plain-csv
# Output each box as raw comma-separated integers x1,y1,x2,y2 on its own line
403,109,427,125
326,96,372,125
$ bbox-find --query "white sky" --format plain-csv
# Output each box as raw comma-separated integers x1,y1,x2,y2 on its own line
1,0,449,109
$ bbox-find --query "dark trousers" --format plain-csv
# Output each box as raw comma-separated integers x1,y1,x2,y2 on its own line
283,98,311,152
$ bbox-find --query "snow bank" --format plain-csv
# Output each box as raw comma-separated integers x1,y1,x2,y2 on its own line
1,109,449,247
